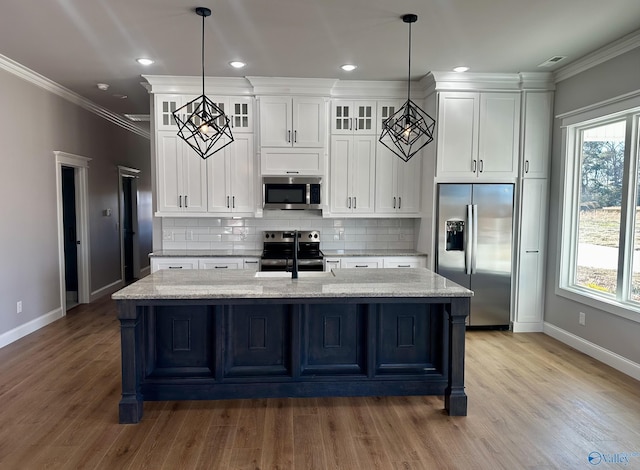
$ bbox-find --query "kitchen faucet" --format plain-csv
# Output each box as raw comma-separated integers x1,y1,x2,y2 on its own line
292,230,299,279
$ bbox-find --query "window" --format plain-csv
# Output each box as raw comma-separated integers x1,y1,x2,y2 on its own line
560,104,640,318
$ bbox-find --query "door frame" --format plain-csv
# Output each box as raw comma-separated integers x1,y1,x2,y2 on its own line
118,165,141,282
55,151,91,313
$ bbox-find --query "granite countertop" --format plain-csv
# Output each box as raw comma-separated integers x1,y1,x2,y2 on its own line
321,249,427,257
149,250,262,258
112,268,471,300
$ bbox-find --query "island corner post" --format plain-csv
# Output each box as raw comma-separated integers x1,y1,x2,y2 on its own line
116,294,469,424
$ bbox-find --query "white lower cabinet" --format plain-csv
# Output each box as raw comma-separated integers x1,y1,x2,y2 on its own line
151,257,261,273
382,257,427,268
151,258,199,273
340,257,382,269
324,258,341,271
199,258,244,270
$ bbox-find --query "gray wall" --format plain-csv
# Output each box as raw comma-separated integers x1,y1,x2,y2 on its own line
0,67,151,339
545,47,640,364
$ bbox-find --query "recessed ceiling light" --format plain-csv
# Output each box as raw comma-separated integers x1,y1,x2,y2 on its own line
136,58,154,66
341,64,357,72
97,83,110,91
229,61,246,69
453,66,469,73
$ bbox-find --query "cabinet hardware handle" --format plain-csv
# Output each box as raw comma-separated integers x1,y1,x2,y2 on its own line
398,265,411,268
353,197,357,209
398,197,401,209
214,266,228,269
525,160,530,173
393,197,396,209
286,171,299,174
185,195,188,208
294,130,297,143
479,160,484,172
179,195,182,208
227,196,230,208
525,250,539,253
168,266,183,269
327,260,339,264
232,196,235,208
245,260,258,264
348,197,351,209
350,118,353,131
287,130,291,143
355,265,367,268
472,160,477,173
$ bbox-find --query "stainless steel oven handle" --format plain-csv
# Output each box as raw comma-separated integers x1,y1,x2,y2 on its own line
472,204,478,273
465,204,473,275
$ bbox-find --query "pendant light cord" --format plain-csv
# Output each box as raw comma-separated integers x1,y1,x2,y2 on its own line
407,20,412,104
201,12,205,99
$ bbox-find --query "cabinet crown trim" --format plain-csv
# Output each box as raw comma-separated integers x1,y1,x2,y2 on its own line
425,71,555,92
247,76,338,96
142,75,254,95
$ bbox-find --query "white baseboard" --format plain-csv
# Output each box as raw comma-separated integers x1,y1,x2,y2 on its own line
544,322,640,381
90,279,124,302
140,265,150,278
0,307,64,349
512,321,544,333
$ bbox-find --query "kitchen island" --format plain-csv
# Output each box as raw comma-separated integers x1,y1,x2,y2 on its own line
112,268,472,423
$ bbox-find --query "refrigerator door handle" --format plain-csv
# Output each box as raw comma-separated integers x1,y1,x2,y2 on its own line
465,204,473,275
472,204,478,273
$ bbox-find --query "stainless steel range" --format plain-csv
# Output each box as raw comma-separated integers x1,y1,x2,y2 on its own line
260,230,323,272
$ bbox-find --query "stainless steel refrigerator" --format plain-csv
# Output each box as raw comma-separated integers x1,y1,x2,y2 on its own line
436,184,514,327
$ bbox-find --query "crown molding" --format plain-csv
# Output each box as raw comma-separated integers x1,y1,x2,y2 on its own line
246,76,338,96
554,28,640,83
0,54,149,139
142,75,253,95
422,71,554,93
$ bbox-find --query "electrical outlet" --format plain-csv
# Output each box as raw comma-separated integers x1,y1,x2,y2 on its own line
17,301,22,314
579,312,586,326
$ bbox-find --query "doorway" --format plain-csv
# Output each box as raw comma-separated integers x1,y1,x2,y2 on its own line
61,166,79,308
118,166,140,283
55,151,91,314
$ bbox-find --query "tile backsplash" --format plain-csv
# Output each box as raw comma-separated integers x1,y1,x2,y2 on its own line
161,211,416,251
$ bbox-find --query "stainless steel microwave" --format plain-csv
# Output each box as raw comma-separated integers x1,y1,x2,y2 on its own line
263,177,322,210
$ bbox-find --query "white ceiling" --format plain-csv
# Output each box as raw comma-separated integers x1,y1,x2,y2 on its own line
2,0,640,120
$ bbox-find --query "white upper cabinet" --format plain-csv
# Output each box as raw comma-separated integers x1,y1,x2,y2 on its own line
156,131,207,213
375,143,421,216
521,91,553,178
206,134,255,215
331,101,376,135
259,96,326,147
436,91,520,180
376,101,401,136
330,135,376,214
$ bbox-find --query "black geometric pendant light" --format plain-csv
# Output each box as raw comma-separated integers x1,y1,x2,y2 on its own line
379,14,436,162
173,7,234,159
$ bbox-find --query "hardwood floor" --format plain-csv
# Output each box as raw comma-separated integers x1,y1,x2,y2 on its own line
1,296,639,469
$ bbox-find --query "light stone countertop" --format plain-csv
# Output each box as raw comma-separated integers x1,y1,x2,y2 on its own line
321,249,427,257
149,250,262,258
112,268,472,300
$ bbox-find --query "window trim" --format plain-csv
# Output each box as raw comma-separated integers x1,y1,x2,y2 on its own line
557,98,640,324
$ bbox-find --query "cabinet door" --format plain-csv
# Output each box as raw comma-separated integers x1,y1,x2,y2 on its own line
330,136,353,213
522,92,552,178
206,138,231,213
382,257,427,268
243,259,260,271
351,136,376,214
331,101,354,135
397,155,421,214
515,179,548,325
155,95,183,131
324,258,341,271
182,147,208,212
229,97,253,133
157,132,184,212
353,101,375,134
261,148,324,176
436,92,478,178
151,258,199,272
478,92,520,178
199,258,243,269
228,134,255,213
340,258,382,269
375,143,399,214
293,97,325,147
377,101,401,136
259,96,292,147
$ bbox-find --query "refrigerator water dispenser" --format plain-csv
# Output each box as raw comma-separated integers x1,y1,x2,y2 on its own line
446,220,465,251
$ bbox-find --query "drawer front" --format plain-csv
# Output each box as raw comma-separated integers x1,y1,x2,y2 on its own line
151,258,199,272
